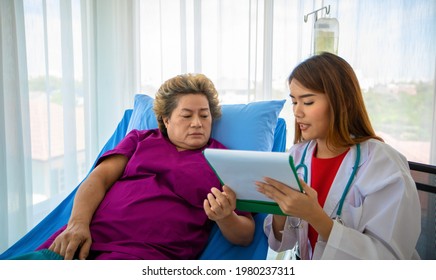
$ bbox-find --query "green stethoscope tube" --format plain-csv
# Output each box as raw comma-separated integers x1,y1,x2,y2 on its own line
295,142,361,222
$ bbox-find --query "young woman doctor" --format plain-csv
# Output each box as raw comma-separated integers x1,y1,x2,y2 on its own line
256,52,421,259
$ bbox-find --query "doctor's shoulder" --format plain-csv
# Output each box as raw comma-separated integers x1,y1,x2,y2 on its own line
361,139,411,174
287,141,311,157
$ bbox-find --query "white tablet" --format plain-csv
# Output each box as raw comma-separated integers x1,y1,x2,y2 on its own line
203,148,303,214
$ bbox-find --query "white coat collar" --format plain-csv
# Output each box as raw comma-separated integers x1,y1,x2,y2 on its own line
298,141,369,219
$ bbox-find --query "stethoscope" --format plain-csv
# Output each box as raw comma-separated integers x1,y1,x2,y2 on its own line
294,141,361,226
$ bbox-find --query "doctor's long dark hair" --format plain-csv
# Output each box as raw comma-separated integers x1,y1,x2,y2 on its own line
289,52,383,147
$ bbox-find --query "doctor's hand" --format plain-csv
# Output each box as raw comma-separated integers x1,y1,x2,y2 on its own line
256,177,323,221
48,221,92,260
257,177,334,241
203,185,236,222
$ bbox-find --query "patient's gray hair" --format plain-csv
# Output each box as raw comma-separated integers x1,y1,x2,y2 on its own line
154,73,221,136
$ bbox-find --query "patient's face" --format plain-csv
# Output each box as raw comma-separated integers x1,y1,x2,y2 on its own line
164,93,212,151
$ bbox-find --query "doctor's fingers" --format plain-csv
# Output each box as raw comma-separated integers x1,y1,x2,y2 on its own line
299,179,318,199
256,181,289,202
279,186,321,217
257,177,295,197
263,177,300,195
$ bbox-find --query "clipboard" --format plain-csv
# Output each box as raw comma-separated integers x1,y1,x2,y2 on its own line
203,148,303,215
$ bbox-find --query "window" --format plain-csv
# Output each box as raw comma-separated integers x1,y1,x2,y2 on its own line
24,0,86,225
139,0,436,164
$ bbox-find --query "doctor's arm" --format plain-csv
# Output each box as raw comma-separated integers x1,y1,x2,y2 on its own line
322,178,421,259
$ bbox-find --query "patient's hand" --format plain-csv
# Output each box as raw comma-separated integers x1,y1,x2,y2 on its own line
204,185,255,246
48,221,92,260
203,185,236,221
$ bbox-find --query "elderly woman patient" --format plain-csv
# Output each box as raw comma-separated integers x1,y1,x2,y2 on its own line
14,73,254,260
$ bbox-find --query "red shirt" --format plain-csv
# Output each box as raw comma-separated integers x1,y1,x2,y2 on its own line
308,146,349,253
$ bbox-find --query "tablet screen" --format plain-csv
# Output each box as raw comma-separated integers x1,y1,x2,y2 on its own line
203,148,303,203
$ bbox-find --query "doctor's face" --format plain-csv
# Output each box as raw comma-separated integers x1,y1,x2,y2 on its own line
290,79,330,142
164,93,212,151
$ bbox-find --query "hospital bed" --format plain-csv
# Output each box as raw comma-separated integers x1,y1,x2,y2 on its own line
0,94,287,260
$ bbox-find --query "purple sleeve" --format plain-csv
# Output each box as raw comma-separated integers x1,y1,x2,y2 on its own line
95,129,151,166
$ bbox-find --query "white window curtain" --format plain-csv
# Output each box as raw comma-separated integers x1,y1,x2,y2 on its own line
138,0,283,103
0,0,139,251
139,0,436,164
0,0,33,252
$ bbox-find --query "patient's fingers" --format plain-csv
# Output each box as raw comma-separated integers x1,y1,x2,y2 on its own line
207,192,221,211
78,239,91,260
210,187,230,207
48,242,59,255
59,242,68,258
49,239,67,257
203,198,219,221
205,193,225,219
204,187,237,222
64,240,80,260
222,185,236,208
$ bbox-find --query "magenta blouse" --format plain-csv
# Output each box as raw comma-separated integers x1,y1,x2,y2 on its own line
38,129,227,259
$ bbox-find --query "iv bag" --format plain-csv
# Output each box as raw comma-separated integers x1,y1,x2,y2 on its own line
313,17,339,55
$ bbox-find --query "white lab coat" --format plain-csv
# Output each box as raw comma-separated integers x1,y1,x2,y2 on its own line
264,139,421,259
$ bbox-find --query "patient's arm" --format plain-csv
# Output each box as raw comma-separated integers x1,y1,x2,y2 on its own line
204,185,255,246
49,154,128,260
